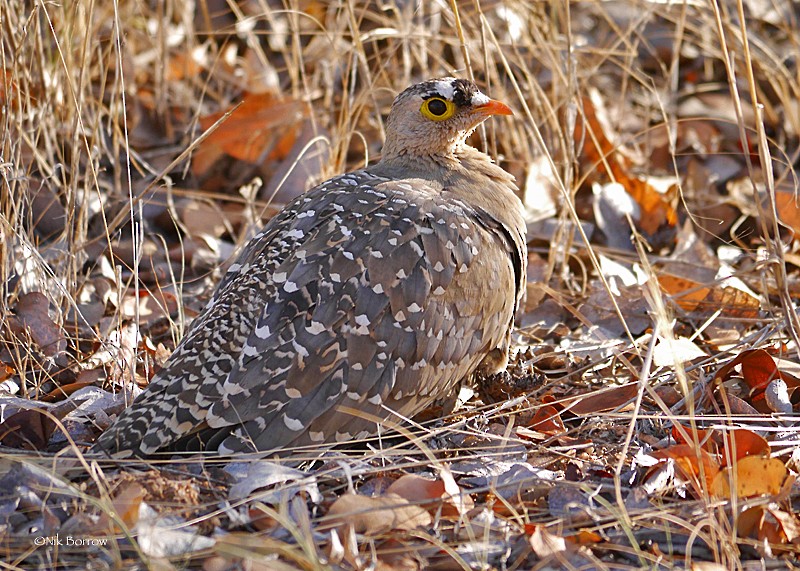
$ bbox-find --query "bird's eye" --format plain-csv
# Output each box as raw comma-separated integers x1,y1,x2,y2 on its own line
421,97,456,121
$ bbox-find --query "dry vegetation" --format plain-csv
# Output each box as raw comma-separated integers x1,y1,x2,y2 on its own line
2,0,800,569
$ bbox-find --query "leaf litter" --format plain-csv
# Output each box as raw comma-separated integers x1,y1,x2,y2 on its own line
3,0,800,569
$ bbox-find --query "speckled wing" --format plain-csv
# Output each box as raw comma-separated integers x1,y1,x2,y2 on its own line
93,170,520,456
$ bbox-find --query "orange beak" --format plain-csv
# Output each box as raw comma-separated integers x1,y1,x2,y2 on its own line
473,99,513,117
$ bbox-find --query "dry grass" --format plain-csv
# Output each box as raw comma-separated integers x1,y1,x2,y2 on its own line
2,0,800,569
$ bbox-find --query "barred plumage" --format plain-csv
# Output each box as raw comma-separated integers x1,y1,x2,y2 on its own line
93,78,527,456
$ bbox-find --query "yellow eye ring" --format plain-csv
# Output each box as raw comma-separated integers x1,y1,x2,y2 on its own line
420,97,456,121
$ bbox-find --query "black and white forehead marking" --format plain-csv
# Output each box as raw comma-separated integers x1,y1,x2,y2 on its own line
415,78,491,108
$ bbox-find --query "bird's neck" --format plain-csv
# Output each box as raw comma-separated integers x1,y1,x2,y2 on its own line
375,144,514,189
371,146,522,237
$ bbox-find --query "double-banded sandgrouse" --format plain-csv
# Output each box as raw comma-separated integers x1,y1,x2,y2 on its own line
93,78,527,456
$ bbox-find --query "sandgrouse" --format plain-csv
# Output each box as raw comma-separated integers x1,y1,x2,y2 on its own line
93,78,527,456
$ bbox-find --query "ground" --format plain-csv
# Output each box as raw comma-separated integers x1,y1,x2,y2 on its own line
2,1,800,569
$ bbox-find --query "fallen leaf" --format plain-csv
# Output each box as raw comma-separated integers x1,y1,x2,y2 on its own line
566,530,603,545
711,456,787,498
6,292,65,357
119,289,179,324
576,91,677,236
658,273,760,319
670,426,769,467
650,444,720,491
96,482,146,533
529,525,567,557
386,471,472,518
526,404,565,434
193,92,306,176
775,189,800,235
738,504,800,547
0,407,56,449
40,380,98,403
0,362,13,383
323,493,431,536
565,382,639,415
715,349,800,412
653,336,707,367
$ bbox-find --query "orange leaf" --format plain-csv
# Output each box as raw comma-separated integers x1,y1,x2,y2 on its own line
658,273,760,318
193,93,305,175
775,189,800,236
166,51,203,82
526,404,565,435
566,383,639,415
566,530,603,545
387,472,472,518
670,424,715,452
720,429,770,466
114,482,147,528
658,274,711,313
711,456,787,499
576,94,677,235
651,444,720,490
716,349,781,391
0,362,13,382
740,350,782,391
97,482,147,533
670,425,769,467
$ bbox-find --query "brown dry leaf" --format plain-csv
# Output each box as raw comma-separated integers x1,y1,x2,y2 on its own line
768,507,800,544
6,292,65,357
671,425,769,467
525,404,565,435
0,362,13,382
323,493,432,536
775,189,800,235
577,92,677,235
670,424,716,452
716,349,800,412
40,380,97,403
113,481,147,528
566,530,603,545
372,538,422,570
25,181,67,238
565,383,639,416
387,475,445,506
723,349,786,390
711,456,787,499
658,273,760,319
650,444,720,491
0,408,56,450
166,51,203,82
658,274,711,312
213,533,312,569
247,505,278,533
177,199,240,239
720,429,771,466
0,69,20,106
737,501,800,548
192,92,306,176
95,482,146,533
386,472,472,518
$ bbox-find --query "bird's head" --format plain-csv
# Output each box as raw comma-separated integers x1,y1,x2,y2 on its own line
380,77,512,161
